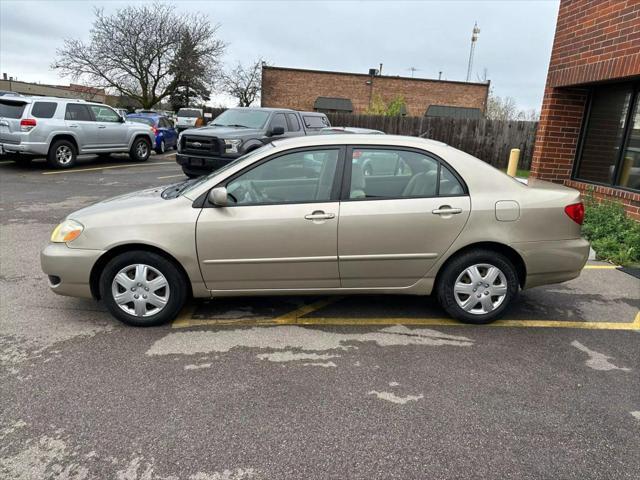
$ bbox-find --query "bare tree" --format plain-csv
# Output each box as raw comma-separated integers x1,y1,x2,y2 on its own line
219,59,265,107
53,3,225,108
486,89,538,121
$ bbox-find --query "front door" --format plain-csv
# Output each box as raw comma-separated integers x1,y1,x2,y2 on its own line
338,147,471,288
196,146,344,291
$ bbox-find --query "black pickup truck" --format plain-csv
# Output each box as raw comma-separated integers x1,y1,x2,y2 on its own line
176,107,330,177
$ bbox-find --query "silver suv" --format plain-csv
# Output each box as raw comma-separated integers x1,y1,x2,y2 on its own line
0,96,156,168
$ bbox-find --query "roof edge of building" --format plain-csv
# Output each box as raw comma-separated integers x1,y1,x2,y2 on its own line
262,65,490,88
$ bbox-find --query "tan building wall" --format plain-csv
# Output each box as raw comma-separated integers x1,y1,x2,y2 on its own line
0,79,106,102
261,66,489,116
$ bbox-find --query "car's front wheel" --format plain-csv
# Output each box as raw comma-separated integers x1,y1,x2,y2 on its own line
99,250,187,327
129,137,151,162
436,249,519,324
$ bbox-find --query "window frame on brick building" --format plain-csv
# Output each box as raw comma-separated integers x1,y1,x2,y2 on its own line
573,81,640,193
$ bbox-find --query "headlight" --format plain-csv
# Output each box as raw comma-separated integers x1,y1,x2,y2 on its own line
224,139,242,154
177,133,183,152
51,219,84,243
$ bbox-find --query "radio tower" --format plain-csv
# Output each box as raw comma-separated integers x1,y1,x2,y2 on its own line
466,22,480,82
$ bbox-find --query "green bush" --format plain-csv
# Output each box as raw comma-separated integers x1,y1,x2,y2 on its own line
582,192,640,266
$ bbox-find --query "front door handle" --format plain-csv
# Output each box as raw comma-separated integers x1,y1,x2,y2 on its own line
98,125,106,129
432,206,463,215
305,211,335,221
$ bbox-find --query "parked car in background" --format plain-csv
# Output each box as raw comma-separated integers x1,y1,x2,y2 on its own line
41,134,589,327
115,108,128,118
176,107,330,177
127,112,178,154
320,127,384,135
0,96,155,168
175,108,204,132
0,90,23,97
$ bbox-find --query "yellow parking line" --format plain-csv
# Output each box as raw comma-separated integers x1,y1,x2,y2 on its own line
583,265,618,269
171,303,197,329
42,161,176,175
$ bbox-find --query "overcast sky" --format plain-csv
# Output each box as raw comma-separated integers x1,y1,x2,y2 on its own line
0,0,559,111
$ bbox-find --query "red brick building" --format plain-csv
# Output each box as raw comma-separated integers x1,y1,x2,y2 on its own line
261,66,490,118
530,0,640,220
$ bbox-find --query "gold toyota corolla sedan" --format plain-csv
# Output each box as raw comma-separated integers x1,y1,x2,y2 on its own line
41,135,590,327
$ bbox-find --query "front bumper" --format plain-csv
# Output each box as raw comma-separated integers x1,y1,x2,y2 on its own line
513,237,590,289
41,243,104,298
176,152,238,172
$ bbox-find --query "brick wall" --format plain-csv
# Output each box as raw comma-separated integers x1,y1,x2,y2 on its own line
261,67,489,117
531,0,640,220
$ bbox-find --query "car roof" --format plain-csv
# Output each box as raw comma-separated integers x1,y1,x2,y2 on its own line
271,134,447,150
127,113,163,119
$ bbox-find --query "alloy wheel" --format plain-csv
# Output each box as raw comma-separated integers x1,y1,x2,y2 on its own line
453,263,508,315
111,264,170,317
56,145,73,165
136,141,149,159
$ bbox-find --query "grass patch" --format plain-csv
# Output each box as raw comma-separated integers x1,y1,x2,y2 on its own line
582,192,640,266
501,168,530,178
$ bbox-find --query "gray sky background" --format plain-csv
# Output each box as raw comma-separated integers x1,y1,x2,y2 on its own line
0,0,560,111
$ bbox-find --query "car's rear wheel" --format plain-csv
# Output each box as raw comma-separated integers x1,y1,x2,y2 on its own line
47,140,77,169
155,139,165,155
129,137,151,162
99,250,187,327
436,250,518,324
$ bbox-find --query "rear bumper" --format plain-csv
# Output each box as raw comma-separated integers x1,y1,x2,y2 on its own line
176,152,238,172
0,141,49,156
41,243,104,299
512,237,590,289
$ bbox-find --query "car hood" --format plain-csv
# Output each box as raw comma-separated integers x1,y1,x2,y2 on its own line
68,185,172,221
181,126,263,137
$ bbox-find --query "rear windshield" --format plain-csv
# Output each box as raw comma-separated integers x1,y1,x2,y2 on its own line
128,117,155,126
177,108,201,118
0,100,27,119
303,115,330,128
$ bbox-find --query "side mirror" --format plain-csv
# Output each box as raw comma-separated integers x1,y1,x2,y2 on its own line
270,126,285,136
208,187,228,207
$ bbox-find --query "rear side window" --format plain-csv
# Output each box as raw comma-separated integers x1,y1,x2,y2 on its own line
31,102,57,119
65,104,93,121
439,165,464,196
0,100,26,119
303,115,330,128
286,113,301,131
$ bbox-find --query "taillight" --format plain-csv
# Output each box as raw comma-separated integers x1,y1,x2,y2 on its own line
152,127,158,135
564,202,585,225
20,118,36,132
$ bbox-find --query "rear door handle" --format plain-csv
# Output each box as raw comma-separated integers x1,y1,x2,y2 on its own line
432,207,463,215
98,125,106,129
305,211,335,221
68,124,79,128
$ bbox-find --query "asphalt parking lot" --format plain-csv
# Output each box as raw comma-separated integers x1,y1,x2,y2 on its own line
1,153,639,479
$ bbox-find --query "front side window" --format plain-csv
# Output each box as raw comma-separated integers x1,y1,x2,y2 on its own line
65,104,93,121
226,149,340,205
90,105,121,122
574,82,639,191
269,113,287,132
31,102,57,118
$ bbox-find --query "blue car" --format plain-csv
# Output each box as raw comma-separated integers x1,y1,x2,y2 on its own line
126,113,178,154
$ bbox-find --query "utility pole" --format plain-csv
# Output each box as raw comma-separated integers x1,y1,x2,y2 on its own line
466,22,480,82
407,67,419,78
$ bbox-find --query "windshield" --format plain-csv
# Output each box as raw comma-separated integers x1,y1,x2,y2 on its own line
211,109,270,129
177,108,201,118
178,143,275,197
127,117,155,126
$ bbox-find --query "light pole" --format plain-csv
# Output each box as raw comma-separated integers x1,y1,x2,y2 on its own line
466,22,480,82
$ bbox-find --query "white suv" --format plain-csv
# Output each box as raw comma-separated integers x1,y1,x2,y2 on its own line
0,96,156,168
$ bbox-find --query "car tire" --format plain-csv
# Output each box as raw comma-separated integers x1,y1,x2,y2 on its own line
99,250,188,327
155,139,165,155
436,249,519,324
47,140,77,169
129,137,151,162
181,165,206,178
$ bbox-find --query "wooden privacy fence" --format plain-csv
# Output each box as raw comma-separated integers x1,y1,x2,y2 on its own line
325,113,539,169
203,107,538,169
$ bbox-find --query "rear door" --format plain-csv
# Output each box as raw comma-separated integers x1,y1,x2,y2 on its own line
196,146,345,291
338,146,471,288
89,105,128,149
0,98,29,150
64,104,99,151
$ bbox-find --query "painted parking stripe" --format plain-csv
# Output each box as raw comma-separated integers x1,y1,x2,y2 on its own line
0,160,14,165
157,174,186,180
42,161,176,175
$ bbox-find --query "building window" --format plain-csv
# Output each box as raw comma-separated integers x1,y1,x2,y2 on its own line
574,82,640,191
